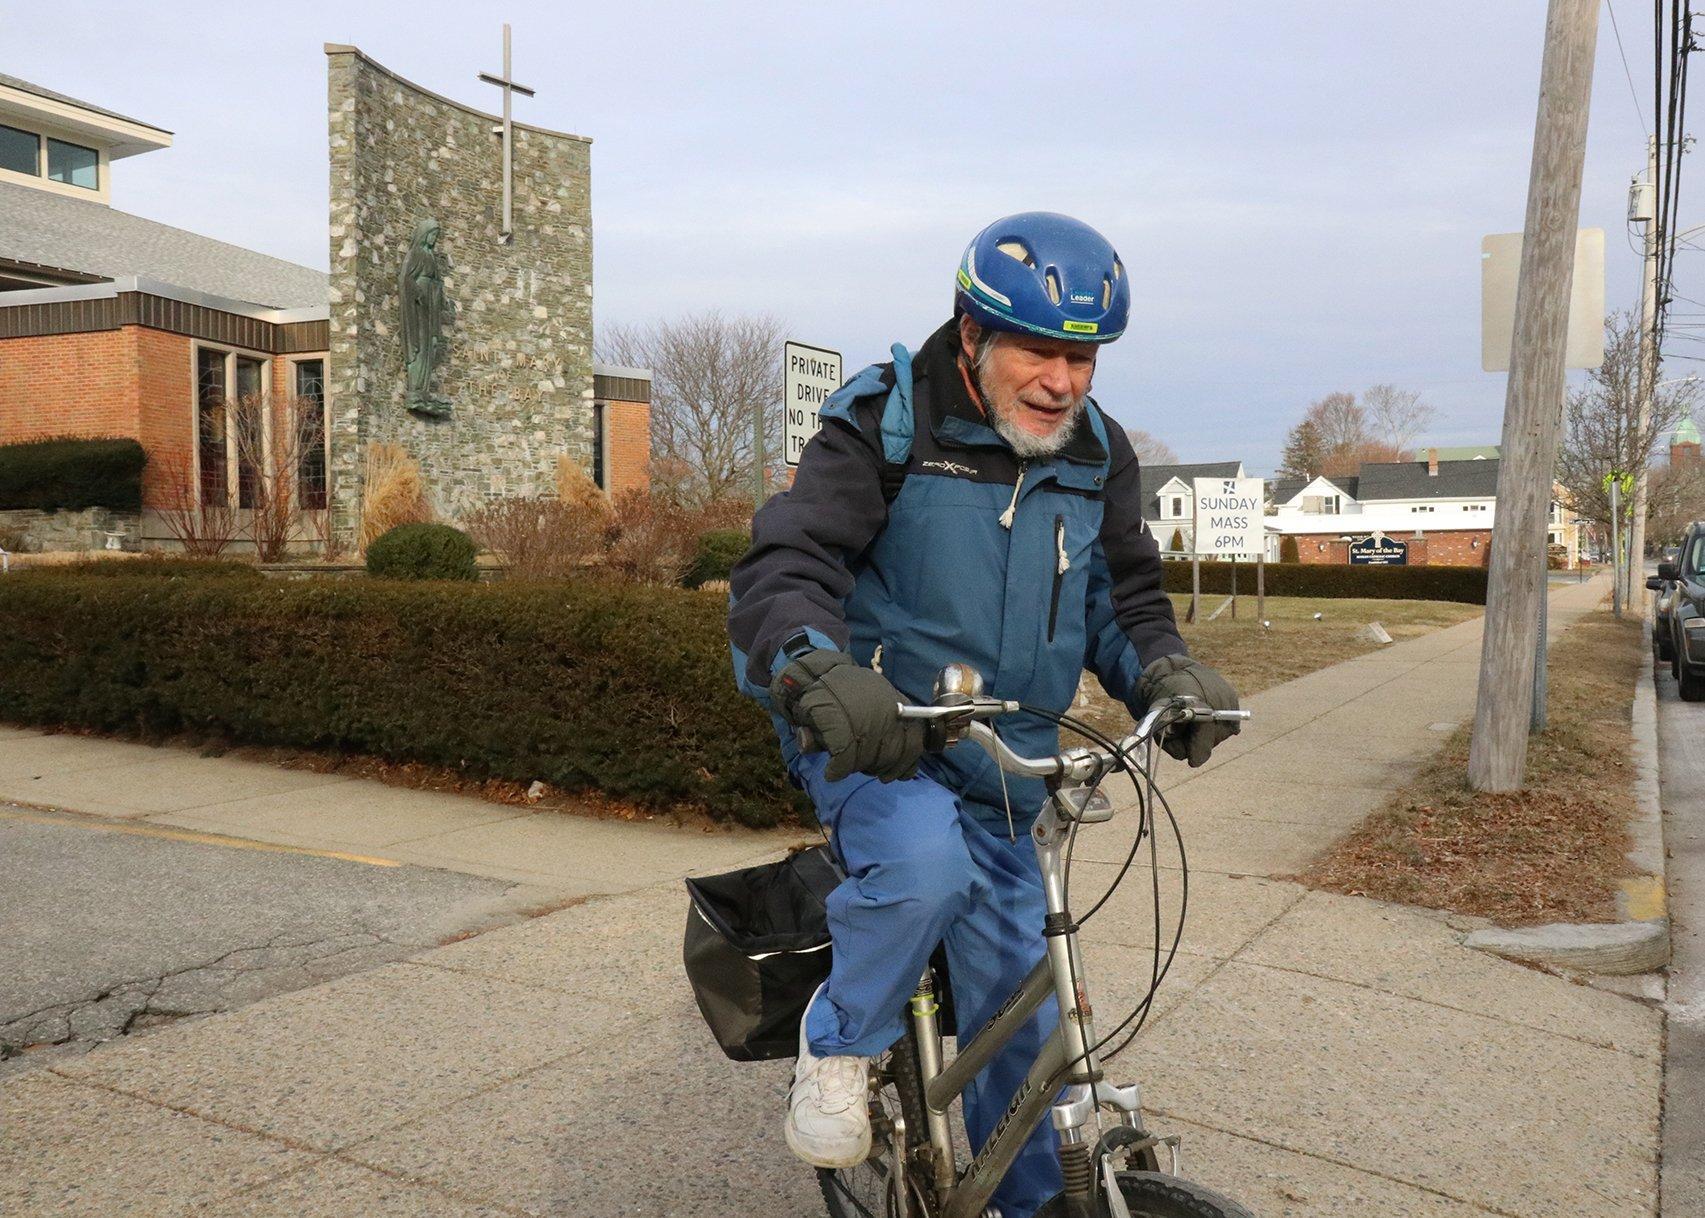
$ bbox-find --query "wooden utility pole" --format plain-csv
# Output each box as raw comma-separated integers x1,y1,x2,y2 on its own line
1468,0,1600,792
1629,135,1662,599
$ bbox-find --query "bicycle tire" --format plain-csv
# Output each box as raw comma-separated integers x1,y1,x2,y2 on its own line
817,1022,939,1217
1035,1170,1257,1218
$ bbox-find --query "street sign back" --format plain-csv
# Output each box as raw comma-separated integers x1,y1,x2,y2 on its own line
1481,228,1605,371
783,341,842,467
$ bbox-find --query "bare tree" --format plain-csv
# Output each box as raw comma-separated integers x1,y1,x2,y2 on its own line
155,453,237,557
1647,457,1705,548
599,312,786,507
1125,428,1178,465
231,393,322,563
1362,384,1435,457
1556,311,1694,529
1307,392,1366,455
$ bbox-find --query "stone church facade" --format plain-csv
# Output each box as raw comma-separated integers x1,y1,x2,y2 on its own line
0,55,646,553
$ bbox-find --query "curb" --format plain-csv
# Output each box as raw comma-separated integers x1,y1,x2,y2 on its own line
1464,612,1671,977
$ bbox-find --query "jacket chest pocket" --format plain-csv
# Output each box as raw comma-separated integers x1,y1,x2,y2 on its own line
1045,505,1097,645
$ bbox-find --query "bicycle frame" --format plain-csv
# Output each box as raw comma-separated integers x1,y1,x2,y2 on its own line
902,779,1147,1218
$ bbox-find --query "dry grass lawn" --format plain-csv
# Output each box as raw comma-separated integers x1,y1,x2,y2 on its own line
1299,610,1642,926
1074,593,1483,739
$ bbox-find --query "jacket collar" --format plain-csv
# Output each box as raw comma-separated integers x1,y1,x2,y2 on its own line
915,319,1108,471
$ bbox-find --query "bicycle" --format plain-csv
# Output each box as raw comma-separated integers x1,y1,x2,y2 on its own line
812,663,1255,1218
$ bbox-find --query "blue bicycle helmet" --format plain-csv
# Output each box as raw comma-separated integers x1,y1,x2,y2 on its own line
954,212,1129,344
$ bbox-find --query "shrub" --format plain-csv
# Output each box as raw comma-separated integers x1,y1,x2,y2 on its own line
360,443,430,549
1161,560,1487,603
47,555,261,580
0,437,146,512
1279,535,1300,563
685,529,750,588
1167,528,1185,553
605,489,694,585
366,523,478,581
466,496,608,580
0,575,802,827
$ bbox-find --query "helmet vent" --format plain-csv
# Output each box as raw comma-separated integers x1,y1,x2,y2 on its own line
995,240,1034,267
1112,259,1124,280
1102,277,1112,309
1044,268,1062,305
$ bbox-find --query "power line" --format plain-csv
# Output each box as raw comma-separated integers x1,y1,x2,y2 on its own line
1609,0,1652,133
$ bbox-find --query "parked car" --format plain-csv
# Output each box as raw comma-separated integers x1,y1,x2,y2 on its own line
1649,520,1705,701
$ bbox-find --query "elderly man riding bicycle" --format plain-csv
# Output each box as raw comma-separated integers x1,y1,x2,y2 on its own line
728,212,1241,1218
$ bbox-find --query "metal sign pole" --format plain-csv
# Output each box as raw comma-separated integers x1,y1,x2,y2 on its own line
1610,476,1622,618
1230,558,1238,620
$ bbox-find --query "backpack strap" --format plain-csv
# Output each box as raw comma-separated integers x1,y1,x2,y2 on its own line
876,343,916,504
819,343,917,506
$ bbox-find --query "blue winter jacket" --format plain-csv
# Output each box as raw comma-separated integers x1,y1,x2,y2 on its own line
728,320,1187,830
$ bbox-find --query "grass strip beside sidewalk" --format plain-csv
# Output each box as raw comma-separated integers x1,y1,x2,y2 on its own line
1299,610,1643,926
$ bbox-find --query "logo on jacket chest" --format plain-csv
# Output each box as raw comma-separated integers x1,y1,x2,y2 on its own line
921,460,979,477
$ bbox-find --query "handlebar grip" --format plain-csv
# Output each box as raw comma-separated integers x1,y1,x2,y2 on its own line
795,726,823,754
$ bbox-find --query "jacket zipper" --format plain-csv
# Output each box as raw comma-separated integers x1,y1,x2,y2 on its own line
1048,515,1068,642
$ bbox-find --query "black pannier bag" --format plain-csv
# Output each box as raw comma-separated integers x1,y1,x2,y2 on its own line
684,845,843,1062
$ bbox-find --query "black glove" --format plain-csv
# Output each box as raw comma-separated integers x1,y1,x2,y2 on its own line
1136,654,1241,768
770,649,926,782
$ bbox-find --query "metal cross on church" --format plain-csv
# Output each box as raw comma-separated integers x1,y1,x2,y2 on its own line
477,23,535,243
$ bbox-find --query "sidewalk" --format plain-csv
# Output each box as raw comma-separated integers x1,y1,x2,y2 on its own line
0,574,1664,1217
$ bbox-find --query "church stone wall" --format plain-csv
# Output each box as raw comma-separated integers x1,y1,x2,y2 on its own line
325,45,593,541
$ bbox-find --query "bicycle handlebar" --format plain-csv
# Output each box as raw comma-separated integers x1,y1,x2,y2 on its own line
794,678,1249,785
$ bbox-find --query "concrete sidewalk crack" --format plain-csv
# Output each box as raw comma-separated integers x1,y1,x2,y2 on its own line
1149,1109,1525,1217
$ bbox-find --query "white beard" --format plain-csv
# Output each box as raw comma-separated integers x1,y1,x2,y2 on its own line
990,397,1085,458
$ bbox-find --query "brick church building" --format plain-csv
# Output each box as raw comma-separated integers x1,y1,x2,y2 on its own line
0,61,649,551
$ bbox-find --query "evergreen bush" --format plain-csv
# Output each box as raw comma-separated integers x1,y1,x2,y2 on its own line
0,575,804,827
0,437,146,512
1161,560,1486,603
1279,535,1301,563
685,529,751,588
366,522,478,581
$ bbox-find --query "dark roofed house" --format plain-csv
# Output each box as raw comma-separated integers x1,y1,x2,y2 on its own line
1137,460,1246,557
1266,446,1581,566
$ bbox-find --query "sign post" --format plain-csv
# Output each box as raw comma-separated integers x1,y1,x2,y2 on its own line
783,341,843,473
1193,476,1265,626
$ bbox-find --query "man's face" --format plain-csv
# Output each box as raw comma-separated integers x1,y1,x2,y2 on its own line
959,317,1096,451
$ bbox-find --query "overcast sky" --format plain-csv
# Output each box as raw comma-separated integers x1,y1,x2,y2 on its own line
8,2,1679,474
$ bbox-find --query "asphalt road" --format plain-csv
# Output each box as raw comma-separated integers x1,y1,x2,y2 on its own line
1659,654,1705,1214
0,805,539,1076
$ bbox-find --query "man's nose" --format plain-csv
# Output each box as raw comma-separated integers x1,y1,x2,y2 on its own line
1036,357,1072,397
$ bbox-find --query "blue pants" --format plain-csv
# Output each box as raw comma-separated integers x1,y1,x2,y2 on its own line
795,753,1063,1218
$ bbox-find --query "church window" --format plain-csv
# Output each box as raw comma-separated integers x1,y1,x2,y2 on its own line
294,359,327,510
45,138,97,190
592,402,607,490
233,357,264,509
196,348,227,506
0,124,37,176
1170,496,1183,517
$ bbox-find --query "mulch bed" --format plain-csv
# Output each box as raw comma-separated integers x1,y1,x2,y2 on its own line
1298,611,1643,926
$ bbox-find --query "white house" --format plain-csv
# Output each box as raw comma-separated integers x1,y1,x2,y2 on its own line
1139,461,1246,557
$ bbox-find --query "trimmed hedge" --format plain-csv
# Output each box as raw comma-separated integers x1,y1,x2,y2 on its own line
1161,560,1487,604
0,437,146,512
366,523,478,581
43,556,262,580
684,529,750,588
0,575,803,828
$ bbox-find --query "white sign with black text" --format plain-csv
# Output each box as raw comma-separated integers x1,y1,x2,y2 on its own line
783,341,843,467
1193,477,1265,558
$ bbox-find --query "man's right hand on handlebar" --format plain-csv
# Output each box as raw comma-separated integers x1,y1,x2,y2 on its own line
771,648,927,783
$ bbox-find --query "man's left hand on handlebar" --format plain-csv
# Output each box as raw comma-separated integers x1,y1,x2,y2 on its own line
1136,655,1241,768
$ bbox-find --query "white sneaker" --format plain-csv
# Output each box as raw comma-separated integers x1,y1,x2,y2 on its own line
784,985,873,1169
